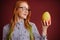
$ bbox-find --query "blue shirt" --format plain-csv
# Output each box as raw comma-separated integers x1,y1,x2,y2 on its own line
3,20,47,40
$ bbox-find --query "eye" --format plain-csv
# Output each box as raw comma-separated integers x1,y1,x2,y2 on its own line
18,7,31,12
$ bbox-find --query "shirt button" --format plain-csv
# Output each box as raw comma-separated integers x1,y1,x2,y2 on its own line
22,37,24,40
17,27,20,30
24,31,26,33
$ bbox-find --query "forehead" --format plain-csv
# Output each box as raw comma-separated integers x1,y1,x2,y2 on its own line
19,2,29,8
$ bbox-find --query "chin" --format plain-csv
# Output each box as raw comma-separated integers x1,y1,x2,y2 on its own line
23,17,27,19
20,15,27,19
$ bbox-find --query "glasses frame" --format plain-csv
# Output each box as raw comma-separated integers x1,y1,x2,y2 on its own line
18,7,31,12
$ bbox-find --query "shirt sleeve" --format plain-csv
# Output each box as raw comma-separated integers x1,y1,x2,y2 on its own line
30,22,47,40
41,35,47,40
2,24,9,40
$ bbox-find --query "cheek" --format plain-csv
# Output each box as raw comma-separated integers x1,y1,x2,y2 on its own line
18,12,28,19
17,10,22,16
18,12,22,17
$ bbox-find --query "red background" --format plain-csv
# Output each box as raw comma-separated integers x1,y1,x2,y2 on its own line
0,0,60,40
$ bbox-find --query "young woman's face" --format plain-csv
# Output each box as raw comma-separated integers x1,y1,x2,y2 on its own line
17,2,29,19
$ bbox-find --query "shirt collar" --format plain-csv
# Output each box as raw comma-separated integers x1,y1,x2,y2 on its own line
16,19,24,25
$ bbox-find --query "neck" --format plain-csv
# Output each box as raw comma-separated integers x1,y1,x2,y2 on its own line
17,17,24,23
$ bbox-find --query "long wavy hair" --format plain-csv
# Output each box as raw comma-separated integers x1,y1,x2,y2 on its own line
7,0,34,40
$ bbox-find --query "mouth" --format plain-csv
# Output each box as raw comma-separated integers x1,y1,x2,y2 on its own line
23,14,27,16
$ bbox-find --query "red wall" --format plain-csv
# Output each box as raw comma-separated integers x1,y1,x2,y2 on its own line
1,0,60,40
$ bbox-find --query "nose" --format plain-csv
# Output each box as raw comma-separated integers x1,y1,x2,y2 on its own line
24,10,28,14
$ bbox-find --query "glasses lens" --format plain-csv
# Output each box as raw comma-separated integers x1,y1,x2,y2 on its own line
18,7,31,12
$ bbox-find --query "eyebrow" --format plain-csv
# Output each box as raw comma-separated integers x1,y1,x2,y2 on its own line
18,7,23,8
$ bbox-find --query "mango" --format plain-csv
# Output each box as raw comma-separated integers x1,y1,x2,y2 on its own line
42,11,51,22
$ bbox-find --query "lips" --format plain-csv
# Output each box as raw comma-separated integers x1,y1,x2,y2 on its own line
23,14,27,16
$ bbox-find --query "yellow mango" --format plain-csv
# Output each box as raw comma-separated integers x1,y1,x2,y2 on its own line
42,11,51,21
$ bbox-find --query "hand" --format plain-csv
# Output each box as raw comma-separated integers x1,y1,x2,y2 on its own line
41,20,51,36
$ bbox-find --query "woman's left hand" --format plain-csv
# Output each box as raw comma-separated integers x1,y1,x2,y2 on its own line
42,20,51,36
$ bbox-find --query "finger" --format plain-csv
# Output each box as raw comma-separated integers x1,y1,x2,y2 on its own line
46,21,48,26
49,20,51,25
41,21,44,27
43,20,46,26
41,21,45,28
41,21,43,25
48,20,51,26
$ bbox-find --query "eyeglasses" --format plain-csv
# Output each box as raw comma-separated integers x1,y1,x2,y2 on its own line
18,7,31,12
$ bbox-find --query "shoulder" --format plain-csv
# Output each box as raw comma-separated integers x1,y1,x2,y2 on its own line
29,22,36,26
29,22,39,33
3,24,10,31
29,22,37,28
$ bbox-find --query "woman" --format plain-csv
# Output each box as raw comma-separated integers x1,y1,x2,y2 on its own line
3,0,50,40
